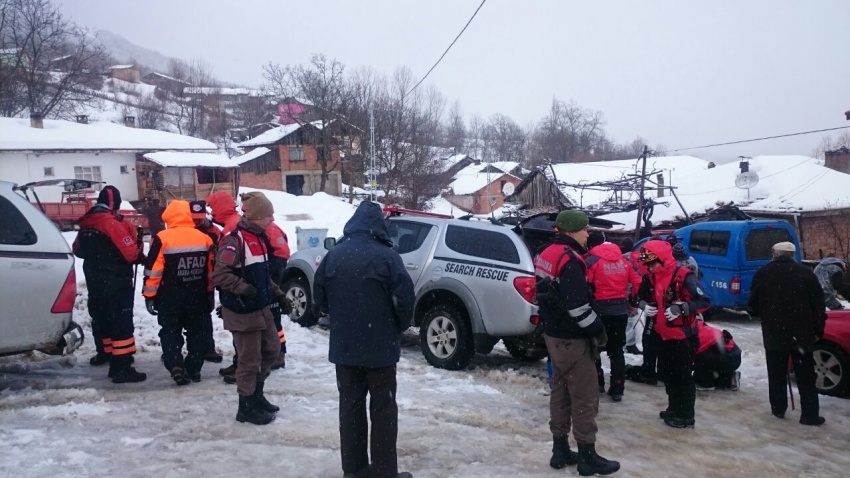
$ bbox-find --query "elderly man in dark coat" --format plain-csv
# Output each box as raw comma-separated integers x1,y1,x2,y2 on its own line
749,241,827,426
313,201,415,478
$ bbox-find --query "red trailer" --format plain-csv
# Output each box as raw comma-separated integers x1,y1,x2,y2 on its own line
14,179,148,232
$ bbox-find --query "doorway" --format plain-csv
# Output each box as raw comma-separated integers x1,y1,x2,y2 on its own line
285,175,305,196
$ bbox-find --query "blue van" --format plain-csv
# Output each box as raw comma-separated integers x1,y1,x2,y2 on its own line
672,220,801,310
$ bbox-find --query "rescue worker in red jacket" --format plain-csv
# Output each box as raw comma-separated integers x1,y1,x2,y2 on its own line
535,210,620,476
72,185,147,383
693,320,742,391
636,240,710,429
585,238,642,402
214,192,289,425
143,200,214,385
265,221,291,370
190,200,224,363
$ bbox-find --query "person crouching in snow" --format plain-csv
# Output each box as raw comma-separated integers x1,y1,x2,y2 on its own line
636,240,710,429
693,320,742,391
143,200,214,385
213,192,289,425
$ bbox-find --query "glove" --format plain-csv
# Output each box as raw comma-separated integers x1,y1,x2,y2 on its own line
240,285,257,299
595,327,608,348
278,296,293,315
665,304,684,321
145,298,158,316
215,305,223,318
639,301,657,317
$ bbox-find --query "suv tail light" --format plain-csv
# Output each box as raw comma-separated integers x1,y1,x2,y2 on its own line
513,276,536,304
51,269,77,313
730,276,741,295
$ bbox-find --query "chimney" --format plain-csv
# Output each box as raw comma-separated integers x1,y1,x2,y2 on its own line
656,173,665,198
739,157,750,173
845,109,850,121
124,115,136,128
75,114,88,124
707,162,716,169
30,112,43,129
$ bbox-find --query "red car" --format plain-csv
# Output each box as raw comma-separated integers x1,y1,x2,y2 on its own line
814,310,850,396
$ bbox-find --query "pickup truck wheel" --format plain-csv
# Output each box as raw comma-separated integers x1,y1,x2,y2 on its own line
283,276,316,327
813,342,849,396
503,339,548,362
420,303,474,370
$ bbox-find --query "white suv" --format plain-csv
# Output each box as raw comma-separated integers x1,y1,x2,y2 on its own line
0,181,83,356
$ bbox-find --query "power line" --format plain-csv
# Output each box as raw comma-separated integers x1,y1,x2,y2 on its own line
667,125,850,153
404,0,487,99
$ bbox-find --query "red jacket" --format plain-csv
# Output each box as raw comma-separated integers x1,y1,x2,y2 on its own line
266,222,291,260
696,320,739,355
206,191,240,235
584,243,642,316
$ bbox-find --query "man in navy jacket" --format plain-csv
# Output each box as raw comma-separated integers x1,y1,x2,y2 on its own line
314,201,415,478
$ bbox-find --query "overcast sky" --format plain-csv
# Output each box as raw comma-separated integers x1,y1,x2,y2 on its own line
59,0,850,162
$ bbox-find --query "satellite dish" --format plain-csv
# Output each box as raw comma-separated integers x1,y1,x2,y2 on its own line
502,182,516,196
735,171,760,189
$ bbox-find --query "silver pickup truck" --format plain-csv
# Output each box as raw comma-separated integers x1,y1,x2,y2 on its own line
281,211,546,370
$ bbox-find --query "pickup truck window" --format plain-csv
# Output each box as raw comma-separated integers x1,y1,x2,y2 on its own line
387,220,433,255
745,228,794,260
445,225,520,264
689,230,730,256
0,196,37,245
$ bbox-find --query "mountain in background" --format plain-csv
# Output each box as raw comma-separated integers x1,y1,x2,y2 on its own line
96,29,174,73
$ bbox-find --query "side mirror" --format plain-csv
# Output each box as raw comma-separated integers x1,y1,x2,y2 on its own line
324,237,337,250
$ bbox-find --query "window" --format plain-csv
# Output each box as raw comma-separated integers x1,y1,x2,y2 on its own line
289,146,304,161
745,228,793,261
120,165,129,174
164,167,195,187
197,168,232,185
688,230,731,256
445,225,520,264
0,196,37,245
74,166,102,190
387,221,434,255
43,167,54,177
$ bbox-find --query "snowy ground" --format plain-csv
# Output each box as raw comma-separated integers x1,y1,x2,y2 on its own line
2,192,850,477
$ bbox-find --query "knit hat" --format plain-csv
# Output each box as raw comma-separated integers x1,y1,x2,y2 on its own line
554,210,589,233
97,185,122,212
189,200,207,220
772,241,796,253
672,241,688,260
240,192,274,220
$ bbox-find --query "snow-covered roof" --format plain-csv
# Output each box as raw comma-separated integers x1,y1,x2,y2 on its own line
449,163,520,195
184,86,262,96
232,147,271,165
548,155,710,208
595,155,850,228
487,161,521,175
439,153,472,172
143,72,192,85
143,152,237,168
237,121,323,148
0,117,218,152
108,64,135,70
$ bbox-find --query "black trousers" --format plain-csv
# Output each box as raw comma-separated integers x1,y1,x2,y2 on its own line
693,349,741,388
89,288,137,360
765,349,819,419
641,323,661,380
158,311,206,376
336,364,399,478
595,314,627,391
657,337,697,420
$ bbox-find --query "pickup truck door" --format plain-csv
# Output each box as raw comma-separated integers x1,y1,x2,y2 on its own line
386,220,437,287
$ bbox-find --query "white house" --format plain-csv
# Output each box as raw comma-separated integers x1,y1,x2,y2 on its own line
0,116,218,202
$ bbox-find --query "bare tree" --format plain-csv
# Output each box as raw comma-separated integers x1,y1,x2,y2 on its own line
263,53,347,192
444,100,466,153
813,131,850,159
483,113,526,164
0,0,108,118
532,98,607,165
131,92,168,130
165,58,217,137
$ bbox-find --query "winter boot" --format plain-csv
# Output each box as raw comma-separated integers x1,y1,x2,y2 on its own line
577,443,620,476
89,352,110,366
191,373,202,383
254,381,280,413
204,350,224,363
109,356,146,384
220,363,237,384
236,395,275,425
549,435,578,469
663,415,695,428
170,367,190,386
625,344,642,355
607,379,624,402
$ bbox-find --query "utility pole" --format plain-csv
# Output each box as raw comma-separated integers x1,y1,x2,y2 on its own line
633,146,649,242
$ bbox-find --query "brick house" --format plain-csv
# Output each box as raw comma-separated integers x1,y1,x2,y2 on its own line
235,121,342,196
825,147,850,175
444,162,524,214
107,64,140,83
141,72,192,94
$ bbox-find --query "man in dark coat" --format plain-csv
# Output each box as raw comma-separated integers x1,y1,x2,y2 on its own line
313,201,415,478
749,241,827,426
